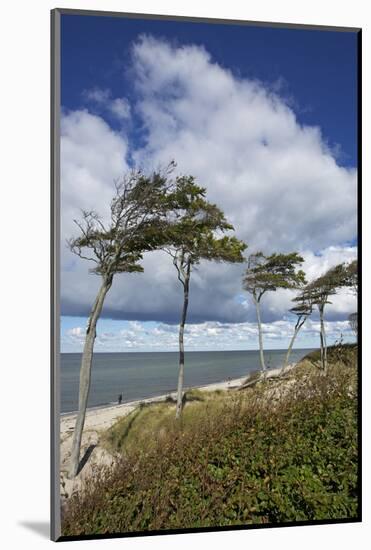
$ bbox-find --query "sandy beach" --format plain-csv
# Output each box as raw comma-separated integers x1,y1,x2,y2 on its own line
60,366,295,499
60,374,249,497
61,374,248,441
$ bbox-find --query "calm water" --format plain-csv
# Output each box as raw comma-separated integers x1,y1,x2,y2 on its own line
60,349,311,414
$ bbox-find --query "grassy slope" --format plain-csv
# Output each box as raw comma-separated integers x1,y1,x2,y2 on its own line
62,346,358,536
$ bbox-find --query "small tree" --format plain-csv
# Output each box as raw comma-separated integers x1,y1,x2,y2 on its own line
67,166,175,478
163,175,246,419
305,263,349,374
242,252,306,373
283,291,313,372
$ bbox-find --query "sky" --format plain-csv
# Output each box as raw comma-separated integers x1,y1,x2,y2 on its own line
60,13,358,353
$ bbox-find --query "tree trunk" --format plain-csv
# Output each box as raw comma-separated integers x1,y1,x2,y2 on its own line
254,295,266,372
175,264,190,419
319,304,328,374
283,327,299,374
68,275,113,478
282,316,306,373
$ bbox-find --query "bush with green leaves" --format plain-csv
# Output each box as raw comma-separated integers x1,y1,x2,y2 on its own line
62,355,358,535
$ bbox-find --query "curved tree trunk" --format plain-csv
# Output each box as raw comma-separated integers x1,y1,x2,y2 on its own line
283,327,299,374
68,275,113,478
319,304,328,374
254,295,266,372
282,316,307,373
175,264,190,419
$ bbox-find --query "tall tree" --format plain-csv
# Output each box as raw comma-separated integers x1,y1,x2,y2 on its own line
163,175,246,419
304,263,349,374
282,290,312,372
242,252,306,373
67,167,175,478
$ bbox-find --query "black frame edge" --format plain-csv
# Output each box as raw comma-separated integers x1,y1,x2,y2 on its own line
57,516,361,543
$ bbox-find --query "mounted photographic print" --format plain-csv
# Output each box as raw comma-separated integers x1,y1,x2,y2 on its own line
51,8,361,542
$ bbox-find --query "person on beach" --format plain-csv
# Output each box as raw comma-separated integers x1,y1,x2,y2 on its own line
118,393,122,405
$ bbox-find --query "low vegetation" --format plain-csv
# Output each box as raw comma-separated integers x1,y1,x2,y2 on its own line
62,346,358,536
302,342,357,367
102,388,229,457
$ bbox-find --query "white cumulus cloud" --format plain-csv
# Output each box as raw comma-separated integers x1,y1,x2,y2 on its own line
60,36,358,333
131,35,357,253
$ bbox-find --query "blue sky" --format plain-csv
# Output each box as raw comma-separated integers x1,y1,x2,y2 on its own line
61,15,358,166
60,13,358,352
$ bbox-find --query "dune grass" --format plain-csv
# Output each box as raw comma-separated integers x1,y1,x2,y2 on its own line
62,346,358,536
102,388,230,456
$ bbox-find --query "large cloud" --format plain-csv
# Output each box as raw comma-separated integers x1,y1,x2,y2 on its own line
60,36,357,326
131,35,357,252
61,109,129,277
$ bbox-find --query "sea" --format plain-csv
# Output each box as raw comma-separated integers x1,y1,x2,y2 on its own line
60,348,312,414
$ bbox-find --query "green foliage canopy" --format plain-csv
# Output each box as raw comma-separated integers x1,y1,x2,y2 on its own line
68,165,181,278
162,175,247,282
243,251,307,302
303,263,351,308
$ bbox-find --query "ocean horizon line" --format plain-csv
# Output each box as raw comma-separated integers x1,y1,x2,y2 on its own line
61,347,314,355
60,348,313,413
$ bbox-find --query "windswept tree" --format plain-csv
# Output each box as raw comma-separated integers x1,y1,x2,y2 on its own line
304,263,349,374
67,166,176,478
163,175,246,419
282,290,312,372
242,252,306,373
345,259,358,341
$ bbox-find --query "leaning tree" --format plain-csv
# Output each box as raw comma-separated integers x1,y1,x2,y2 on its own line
163,175,246,419
67,166,176,478
282,290,312,372
304,263,349,374
242,252,306,373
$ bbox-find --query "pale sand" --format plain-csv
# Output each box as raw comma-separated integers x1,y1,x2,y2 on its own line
60,365,296,499
60,375,248,441
60,375,248,498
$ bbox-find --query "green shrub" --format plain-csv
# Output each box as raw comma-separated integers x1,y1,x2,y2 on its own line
62,359,358,536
